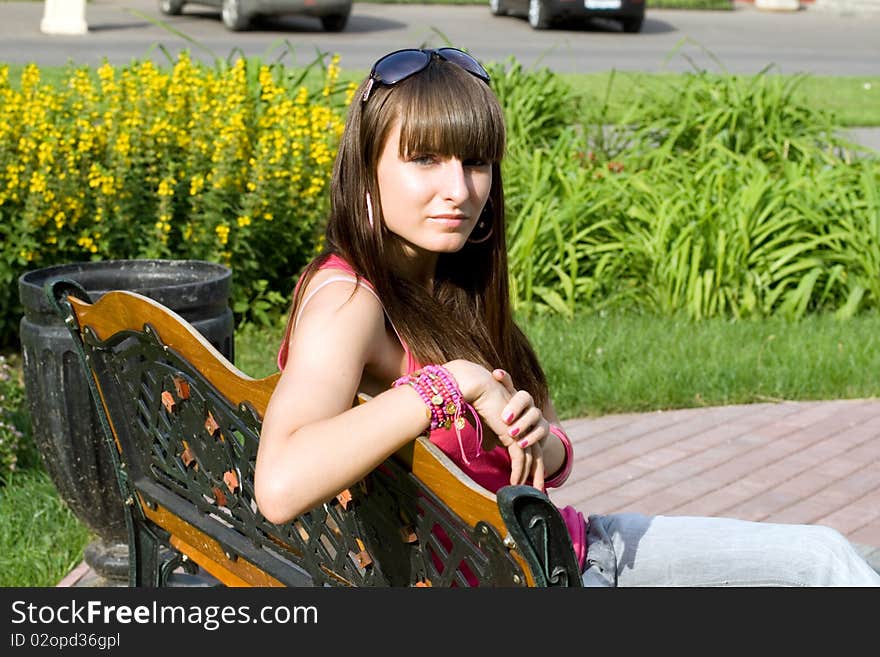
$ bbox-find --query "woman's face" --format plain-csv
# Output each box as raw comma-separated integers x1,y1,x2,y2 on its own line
376,119,492,259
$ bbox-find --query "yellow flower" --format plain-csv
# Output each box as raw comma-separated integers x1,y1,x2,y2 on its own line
77,236,98,253
344,81,358,106
215,224,230,245
114,133,131,158
97,62,115,84
237,215,251,228
158,178,176,197
189,175,205,196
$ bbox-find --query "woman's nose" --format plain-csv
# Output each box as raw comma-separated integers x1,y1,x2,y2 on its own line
441,159,469,203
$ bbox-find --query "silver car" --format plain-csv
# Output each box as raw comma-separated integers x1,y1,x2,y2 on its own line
159,0,353,32
489,0,645,32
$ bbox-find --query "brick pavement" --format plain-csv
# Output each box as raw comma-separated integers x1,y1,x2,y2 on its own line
551,398,880,571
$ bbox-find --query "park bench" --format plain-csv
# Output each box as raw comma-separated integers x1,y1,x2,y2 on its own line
47,278,583,588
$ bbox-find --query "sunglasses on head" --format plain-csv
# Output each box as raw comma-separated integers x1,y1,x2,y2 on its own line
361,47,490,103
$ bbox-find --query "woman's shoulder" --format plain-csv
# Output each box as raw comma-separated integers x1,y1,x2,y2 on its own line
283,269,387,371
299,267,383,323
278,254,384,371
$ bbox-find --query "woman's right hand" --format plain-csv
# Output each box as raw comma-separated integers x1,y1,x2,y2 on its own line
442,359,543,487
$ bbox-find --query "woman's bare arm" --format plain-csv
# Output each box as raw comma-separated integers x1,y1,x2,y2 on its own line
541,399,568,481
255,280,432,524
254,277,536,522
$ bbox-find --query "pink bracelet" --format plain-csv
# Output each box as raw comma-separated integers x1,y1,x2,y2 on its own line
544,424,574,488
393,365,464,431
392,365,482,465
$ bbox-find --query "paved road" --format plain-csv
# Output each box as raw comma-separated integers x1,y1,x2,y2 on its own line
1,1,879,75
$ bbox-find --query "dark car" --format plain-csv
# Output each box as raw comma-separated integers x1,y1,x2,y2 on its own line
489,0,645,32
159,0,353,32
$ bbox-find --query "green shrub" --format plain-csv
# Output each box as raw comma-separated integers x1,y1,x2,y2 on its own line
503,68,880,320
0,354,30,483
485,57,580,150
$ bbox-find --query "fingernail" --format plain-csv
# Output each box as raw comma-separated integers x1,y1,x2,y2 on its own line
518,438,529,448
509,427,520,437
504,412,514,424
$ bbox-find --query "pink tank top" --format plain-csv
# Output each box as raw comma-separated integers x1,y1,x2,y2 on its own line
278,254,587,573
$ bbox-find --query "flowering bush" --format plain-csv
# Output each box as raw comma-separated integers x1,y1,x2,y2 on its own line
0,52,354,347
0,355,27,483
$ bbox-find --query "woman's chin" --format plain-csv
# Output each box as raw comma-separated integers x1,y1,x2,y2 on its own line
420,234,469,253
438,237,469,253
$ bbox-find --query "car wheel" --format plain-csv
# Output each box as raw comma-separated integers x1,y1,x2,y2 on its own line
159,0,185,15
221,0,250,31
320,12,349,32
527,0,550,29
489,0,508,16
621,16,643,33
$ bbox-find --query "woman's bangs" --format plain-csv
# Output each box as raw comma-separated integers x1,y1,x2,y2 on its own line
396,67,505,163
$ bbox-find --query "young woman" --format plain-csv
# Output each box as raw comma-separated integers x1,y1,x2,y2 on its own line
254,47,880,586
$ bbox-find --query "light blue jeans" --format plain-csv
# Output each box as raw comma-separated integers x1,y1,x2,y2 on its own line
581,513,880,587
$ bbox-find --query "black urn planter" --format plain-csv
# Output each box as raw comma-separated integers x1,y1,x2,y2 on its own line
18,259,234,584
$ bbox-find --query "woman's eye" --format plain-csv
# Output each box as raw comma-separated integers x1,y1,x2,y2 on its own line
464,158,489,168
410,154,438,165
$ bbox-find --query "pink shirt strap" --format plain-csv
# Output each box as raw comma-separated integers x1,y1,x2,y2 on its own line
277,259,417,374
294,276,380,331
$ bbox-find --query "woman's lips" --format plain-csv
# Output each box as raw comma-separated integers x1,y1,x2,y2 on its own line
428,215,468,228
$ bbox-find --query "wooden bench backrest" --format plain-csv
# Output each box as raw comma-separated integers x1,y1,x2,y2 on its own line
49,279,582,588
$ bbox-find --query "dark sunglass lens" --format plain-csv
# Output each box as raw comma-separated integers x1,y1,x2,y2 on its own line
436,48,490,82
372,50,431,85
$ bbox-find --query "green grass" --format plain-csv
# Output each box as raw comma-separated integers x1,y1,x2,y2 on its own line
796,76,880,127
522,312,880,417
0,468,92,587
234,311,880,419
562,71,880,127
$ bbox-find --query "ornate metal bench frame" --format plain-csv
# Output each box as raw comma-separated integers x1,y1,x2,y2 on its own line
48,279,582,588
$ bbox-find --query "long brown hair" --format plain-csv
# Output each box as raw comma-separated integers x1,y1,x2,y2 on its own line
290,55,548,409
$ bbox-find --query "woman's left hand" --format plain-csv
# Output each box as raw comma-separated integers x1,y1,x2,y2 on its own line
490,368,551,490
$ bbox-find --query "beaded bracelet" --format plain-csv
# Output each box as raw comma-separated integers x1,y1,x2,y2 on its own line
393,365,465,431
392,364,482,464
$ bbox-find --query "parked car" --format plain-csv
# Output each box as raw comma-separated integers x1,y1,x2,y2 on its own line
159,0,353,32
489,0,645,32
